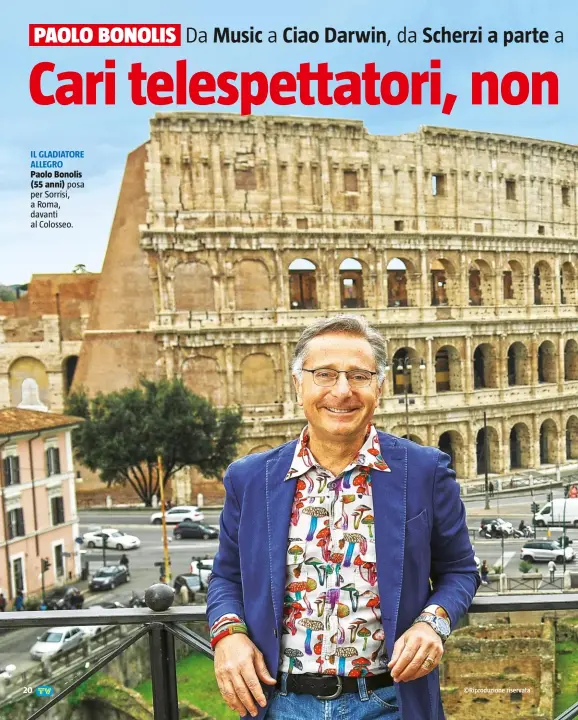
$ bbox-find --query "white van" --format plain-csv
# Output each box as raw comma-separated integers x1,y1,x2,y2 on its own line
534,498,578,527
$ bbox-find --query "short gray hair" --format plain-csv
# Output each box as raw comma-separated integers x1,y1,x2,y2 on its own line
291,315,387,386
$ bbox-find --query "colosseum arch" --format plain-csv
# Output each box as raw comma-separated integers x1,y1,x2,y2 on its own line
387,257,417,307
476,425,500,475
63,355,79,395
240,353,279,405
234,259,273,311
438,430,466,478
174,261,215,312
539,419,558,465
435,345,462,392
9,357,50,409
430,258,457,307
181,356,226,406
468,259,494,307
502,259,525,303
566,416,578,460
391,347,424,395
507,342,530,386
338,257,364,309
289,258,318,309
537,341,557,384
473,343,498,389
564,339,578,381
561,262,577,305
510,422,531,470
533,260,554,305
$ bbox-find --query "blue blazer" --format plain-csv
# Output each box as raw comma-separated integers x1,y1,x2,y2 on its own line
207,431,480,720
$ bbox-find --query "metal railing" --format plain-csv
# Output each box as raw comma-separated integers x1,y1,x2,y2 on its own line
0,589,577,719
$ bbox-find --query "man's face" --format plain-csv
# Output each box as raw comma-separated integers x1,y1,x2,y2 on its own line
292,332,382,441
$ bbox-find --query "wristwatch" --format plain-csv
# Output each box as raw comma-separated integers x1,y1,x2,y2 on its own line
412,613,451,643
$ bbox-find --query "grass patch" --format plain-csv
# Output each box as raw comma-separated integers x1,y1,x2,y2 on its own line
555,639,578,717
135,653,236,720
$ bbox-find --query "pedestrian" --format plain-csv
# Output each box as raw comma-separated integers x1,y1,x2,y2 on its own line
548,559,557,583
14,590,24,611
179,583,189,606
489,481,494,497
480,560,489,585
207,315,479,719
119,553,129,570
0,593,5,612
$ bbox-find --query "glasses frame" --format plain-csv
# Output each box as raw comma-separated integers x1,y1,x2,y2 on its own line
302,367,378,388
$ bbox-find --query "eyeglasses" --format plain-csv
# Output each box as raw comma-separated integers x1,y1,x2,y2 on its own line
302,368,377,388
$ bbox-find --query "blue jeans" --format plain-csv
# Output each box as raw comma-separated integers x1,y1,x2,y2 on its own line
265,673,401,719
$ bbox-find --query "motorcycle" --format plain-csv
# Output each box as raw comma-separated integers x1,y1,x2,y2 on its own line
128,591,147,608
479,519,514,539
513,526,535,539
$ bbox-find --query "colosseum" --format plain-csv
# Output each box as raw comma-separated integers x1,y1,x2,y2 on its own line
72,111,578,501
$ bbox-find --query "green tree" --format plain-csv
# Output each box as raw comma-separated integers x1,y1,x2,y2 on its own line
0,286,16,301
65,378,243,506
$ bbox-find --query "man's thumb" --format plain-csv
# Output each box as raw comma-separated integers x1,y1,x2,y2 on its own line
255,653,277,684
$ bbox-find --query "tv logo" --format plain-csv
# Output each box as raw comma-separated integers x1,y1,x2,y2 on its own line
35,686,54,697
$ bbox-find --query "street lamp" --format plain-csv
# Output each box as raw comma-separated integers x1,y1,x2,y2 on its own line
396,356,426,441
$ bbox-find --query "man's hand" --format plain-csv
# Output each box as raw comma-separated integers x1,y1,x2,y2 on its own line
387,622,444,682
214,633,277,717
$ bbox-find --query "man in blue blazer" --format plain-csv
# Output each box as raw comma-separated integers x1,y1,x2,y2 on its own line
208,315,480,719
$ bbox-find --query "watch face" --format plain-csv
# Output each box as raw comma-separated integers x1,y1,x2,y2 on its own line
435,617,451,636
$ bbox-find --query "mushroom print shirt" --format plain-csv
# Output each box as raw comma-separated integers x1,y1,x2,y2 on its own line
210,424,450,673
279,424,390,677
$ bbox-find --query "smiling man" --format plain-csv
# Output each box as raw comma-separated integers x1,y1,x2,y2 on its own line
208,315,479,720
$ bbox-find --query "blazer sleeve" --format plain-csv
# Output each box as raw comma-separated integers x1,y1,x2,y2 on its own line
426,450,481,627
206,464,246,627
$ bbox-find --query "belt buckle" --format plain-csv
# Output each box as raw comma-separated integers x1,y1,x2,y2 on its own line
316,675,343,700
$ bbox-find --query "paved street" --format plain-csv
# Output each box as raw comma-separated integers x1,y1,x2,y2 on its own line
1,495,576,681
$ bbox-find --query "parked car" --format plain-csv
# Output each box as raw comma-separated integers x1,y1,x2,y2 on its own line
520,540,575,564
150,506,204,525
479,518,514,538
173,574,203,602
89,565,130,591
82,528,140,550
45,586,84,610
173,521,218,540
30,627,85,660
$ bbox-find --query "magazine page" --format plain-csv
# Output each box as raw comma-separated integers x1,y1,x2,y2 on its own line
0,1,576,718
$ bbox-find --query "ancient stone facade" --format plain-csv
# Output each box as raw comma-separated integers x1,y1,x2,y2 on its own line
74,112,578,501
0,274,99,414
441,622,554,719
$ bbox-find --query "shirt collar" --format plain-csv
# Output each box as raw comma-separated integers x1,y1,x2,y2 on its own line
283,424,390,481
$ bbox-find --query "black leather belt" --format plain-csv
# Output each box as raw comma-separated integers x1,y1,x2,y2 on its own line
277,671,394,700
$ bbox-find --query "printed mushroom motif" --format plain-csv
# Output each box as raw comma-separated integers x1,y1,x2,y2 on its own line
371,628,385,662
316,526,331,562
285,601,304,635
335,603,350,644
314,592,327,618
351,657,371,677
305,558,327,586
341,583,360,613
353,504,372,530
288,544,304,564
335,646,358,675
328,551,344,585
338,494,356,530
352,472,369,496
361,514,375,539
348,617,367,643
316,656,325,674
358,626,371,651
361,590,381,621
313,633,324,655
343,532,368,567
302,506,330,542
299,618,325,655
301,577,318,615
284,648,304,673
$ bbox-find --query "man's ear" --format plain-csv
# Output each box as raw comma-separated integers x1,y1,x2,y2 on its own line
292,374,303,406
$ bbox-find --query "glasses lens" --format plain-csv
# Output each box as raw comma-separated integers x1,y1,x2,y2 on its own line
347,371,372,387
313,369,339,386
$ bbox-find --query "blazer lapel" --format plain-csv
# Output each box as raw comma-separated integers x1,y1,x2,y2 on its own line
265,442,298,629
371,443,407,650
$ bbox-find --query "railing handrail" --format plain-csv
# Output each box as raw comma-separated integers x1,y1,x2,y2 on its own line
2,593,578,630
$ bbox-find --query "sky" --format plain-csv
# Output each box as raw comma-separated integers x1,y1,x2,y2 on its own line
0,0,576,284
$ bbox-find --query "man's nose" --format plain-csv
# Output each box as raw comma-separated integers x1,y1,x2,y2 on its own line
331,373,353,395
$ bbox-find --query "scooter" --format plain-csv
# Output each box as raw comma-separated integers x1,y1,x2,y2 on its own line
513,526,535,538
128,591,147,608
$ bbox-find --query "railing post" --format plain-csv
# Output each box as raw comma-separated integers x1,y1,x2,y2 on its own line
149,624,179,720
